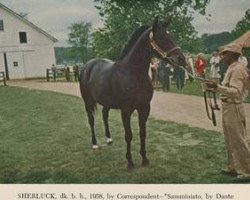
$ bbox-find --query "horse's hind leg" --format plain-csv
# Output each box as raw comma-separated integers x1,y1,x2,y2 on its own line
87,111,98,149
84,99,98,149
137,104,150,166
102,107,113,144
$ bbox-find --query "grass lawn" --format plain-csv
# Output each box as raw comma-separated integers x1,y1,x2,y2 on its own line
0,86,241,184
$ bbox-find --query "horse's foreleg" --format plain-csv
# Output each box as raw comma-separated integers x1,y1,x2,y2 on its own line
102,107,113,144
121,109,134,170
138,104,150,166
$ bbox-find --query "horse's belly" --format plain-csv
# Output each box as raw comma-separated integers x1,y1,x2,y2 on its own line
134,91,153,106
94,90,122,109
96,98,121,109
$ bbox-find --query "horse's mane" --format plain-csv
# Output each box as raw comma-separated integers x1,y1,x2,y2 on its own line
119,25,150,59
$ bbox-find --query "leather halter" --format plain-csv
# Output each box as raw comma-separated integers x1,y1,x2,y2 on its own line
149,31,180,60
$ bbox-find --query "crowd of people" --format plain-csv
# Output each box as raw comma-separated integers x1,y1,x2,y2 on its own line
149,50,249,92
49,64,80,82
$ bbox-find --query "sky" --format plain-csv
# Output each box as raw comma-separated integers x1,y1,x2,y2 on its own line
0,0,249,47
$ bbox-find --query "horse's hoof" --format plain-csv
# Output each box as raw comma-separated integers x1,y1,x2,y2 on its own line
127,162,134,171
92,145,99,150
142,159,150,167
107,138,113,145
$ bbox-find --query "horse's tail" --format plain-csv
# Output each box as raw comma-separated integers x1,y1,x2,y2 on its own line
79,64,97,115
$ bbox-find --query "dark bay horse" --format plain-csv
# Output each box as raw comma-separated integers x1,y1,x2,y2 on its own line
80,17,187,170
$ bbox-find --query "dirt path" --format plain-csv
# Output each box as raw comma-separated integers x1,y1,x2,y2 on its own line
7,80,250,134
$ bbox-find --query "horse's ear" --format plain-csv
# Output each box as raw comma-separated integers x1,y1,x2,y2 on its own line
164,16,172,28
152,16,159,33
153,16,159,24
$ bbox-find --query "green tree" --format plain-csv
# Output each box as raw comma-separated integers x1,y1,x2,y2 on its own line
232,9,250,56
93,0,210,59
68,22,92,64
55,47,80,64
199,32,233,54
55,47,65,64
232,9,250,39
196,9,250,55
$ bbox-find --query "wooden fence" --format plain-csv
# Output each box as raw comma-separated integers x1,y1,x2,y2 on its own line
46,68,79,82
0,71,7,86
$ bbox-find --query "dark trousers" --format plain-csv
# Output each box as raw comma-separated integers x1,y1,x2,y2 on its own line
162,75,170,91
158,67,171,91
175,67,185,90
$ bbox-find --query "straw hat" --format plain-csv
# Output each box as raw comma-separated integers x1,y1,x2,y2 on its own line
219,43,242,55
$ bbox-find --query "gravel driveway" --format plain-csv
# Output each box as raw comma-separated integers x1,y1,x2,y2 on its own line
7,80,250,135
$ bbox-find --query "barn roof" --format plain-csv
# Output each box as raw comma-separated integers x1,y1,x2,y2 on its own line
0,3,58,42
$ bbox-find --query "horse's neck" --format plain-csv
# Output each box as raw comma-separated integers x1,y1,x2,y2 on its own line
122,31,151,74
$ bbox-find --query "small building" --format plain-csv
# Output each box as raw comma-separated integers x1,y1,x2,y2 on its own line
0,3,57,79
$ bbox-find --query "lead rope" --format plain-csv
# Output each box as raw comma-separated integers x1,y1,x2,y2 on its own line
179,66,220,126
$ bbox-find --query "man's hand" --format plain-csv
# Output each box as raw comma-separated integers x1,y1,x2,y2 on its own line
205,80,217,91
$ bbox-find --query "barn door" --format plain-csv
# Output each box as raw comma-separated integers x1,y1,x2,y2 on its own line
3,53,9,80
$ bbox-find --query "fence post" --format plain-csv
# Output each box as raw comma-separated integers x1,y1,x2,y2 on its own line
46,69,50,82
0,72,7,86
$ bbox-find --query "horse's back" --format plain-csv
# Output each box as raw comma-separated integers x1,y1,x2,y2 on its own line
80,58,116,107
81,58,114,80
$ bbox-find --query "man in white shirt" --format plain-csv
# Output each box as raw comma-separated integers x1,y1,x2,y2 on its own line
238,55,248,68
210,52,221,83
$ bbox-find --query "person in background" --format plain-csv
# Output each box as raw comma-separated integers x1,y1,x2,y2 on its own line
149,58,159,85
195,53,207,78
51,64,57,82
205,44,250,181
174,66,185,92
210,52,221,83
73,65,79,82
65,67,71,82
158,60,172,91
238,51,248,68
186,52,195,82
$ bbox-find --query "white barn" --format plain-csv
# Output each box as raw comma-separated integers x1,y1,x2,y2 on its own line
0,3,57,79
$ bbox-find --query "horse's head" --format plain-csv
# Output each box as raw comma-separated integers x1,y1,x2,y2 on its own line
150,16,188,70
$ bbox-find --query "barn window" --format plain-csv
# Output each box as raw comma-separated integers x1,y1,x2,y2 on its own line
0,20,4,31
19,32,27,43
13,62,18,67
